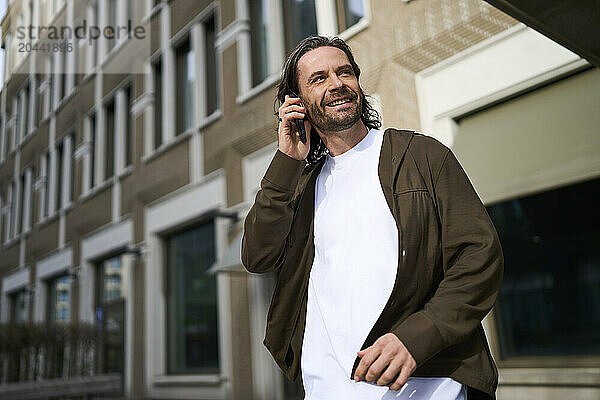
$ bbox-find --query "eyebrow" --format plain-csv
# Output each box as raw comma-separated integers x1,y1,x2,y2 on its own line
305,64,354,83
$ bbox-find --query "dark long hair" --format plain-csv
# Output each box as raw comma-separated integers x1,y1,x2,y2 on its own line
274,36,382,165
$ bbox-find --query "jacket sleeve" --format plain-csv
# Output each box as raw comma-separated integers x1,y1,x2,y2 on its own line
241,150,306,274
391,148,504,366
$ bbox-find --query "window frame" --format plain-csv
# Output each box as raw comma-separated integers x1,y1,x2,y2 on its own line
236,0,370,104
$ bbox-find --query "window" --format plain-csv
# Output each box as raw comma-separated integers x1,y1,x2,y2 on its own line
55,140,63,210
335,0,365,33
18,173,25,234
47,274,71,322
43,150,50,218
10,289,28,323
166,221,219,373
9,180,16,239
89,113,96,187
249,0,270,86
14,95,21,147
19,167,33,233
125,85,133,167
35,74,43,126
22,84,30,138
96,255,127,375
204,14,218,116
487,177,600,358
105,100,115,179
48,55,55,113
153,59,163,149
281,0,318,54
60,40,68,101
175,36,194,135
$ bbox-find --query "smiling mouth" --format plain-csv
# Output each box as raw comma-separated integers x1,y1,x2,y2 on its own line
325,97,354,108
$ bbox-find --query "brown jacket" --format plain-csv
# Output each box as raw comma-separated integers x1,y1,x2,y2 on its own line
241,128,504,399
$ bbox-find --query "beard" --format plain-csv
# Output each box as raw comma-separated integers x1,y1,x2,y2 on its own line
304,88,362,133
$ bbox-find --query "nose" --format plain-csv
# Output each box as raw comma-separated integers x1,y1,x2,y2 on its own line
328,71,343,90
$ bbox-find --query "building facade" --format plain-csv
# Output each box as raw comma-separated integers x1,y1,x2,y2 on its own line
0,0,598,399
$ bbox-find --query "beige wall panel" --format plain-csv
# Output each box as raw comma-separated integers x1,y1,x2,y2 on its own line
134,74,144,100
55,98,79,140
170,0,212,37
454,68,600,204
19,134,46,172
230,274,253,400
221,44,239,117
77,77,96,113
0,159,15,183
224,148,242,207
136,138,189,204
36,121,50,150
120,173,133,216
28,218,59,260
220,0,235,28
66,186,112,241
5,72,28,97
0,242,19,273
102,73,129,98
150,14,160,56
131,257,145,396
74,157,83,201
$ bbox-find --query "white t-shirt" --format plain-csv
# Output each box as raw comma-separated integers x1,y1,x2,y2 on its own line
301,128,466,400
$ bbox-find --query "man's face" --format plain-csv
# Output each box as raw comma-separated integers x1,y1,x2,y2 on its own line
296,46,362,133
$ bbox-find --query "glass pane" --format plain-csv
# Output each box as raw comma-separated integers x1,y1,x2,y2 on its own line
98,255,125,303
176,37,194,134
153,60,162,149
249,0,270,86
167,221,219,373
96,255,126,378
341,0,364,31
205,15,218,116
486,177,600,358
282,0,318,54
11,289,28,323
48,275,72,322
105,100,115,179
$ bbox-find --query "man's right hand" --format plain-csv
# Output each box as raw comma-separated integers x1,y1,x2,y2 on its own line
278,95,312,160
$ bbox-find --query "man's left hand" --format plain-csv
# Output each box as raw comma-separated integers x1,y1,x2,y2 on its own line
354,333,417,391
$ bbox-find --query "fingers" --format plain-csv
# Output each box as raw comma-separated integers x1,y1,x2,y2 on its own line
376,358,403,387
354,346,381,382
365,352,393,384
389,363,413,391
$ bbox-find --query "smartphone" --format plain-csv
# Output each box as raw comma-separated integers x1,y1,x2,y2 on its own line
289,92,307,144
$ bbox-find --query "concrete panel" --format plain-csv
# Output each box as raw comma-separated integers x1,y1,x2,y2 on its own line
19,130,46,172
55,94,80,139
219,0,236,29
229,274,253,400
0,241,20,274
170,0,212,37
136,138,189,205
102,73,129,98
120,172,133,216
66,185,112,243
28,217,60,261
150,13,160,56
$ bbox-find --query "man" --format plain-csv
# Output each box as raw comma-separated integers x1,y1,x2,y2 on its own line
241,36,503,400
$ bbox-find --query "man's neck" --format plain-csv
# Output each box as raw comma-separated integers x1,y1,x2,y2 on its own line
317,121,369,157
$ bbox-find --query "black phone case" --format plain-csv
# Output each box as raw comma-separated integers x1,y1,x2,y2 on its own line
290,93,307,144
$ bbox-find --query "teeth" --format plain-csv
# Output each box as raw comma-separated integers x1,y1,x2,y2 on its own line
328,99,348,106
